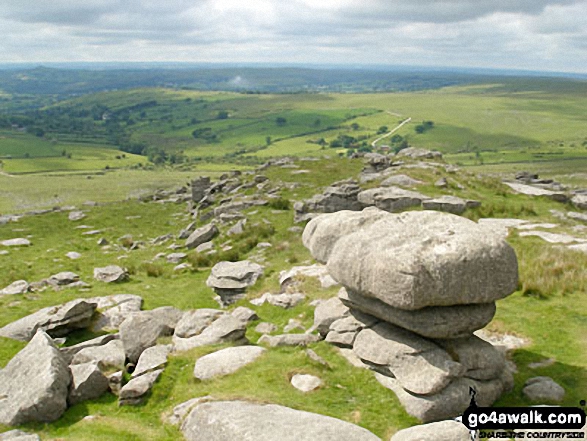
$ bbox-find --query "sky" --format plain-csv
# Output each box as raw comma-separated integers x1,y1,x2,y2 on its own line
0,0,586,73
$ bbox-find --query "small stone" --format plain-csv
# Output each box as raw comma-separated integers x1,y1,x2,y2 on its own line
284,319,304,333
66,251,82,260
291,374,322,392
523,377,565,402
255,322,278,334
0,280,29,296
1,238,31,247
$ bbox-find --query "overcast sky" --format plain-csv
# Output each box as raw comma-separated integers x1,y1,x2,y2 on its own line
0,0,586,73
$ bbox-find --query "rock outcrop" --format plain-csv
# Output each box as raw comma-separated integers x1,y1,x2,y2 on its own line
206,260,264,306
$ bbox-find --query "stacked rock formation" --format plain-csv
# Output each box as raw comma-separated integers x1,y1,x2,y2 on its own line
303,207,519,422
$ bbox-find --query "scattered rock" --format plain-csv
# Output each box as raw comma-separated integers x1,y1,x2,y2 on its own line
279,264,338,290
68,211,86,221
0,331,70,425
206,260,264,306
185,223,219,249
167,396,212,427
227,219,247,236
166,252,187,264
519,230,585,244
396,147,442,160
132,344,171,378
255,322,277,334
434,177,448,188
422,195,468,215
0,430,40,441
93,265,129,283
66,251,82,260
504,182,567,202
173,313,247,352
523,377,565,402
284,319,305,333
120,311,175,363
312,296,350,336
181,401,381,441
250,292,305,309
357,187,429,212
60,333,120,364
571,194,587,210
291,374,322,392
0,299,97,341
119,369,163,406
305,349,329,367
231,306,258,323
48,271,80,286
194,346,266,380
382,174,423,187
0,280,29,296
68,362,110,406
89,294,143,332
71,339,126,371
258,333,320,347
1,238,31,247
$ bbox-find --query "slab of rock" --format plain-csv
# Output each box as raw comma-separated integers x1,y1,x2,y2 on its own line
279,264,339,290
231,306,258,323
71,339,126,371
504,182,568,202
339,288,495,339
291,374,322,392
0,430,40,441
194,346,266,380
397,147,442,160
119,369,163,406
357,187,429,212
120,311,175,363
567,211,587,223
477,218,528,238
255,322,278,334
0,331,70,425
173,314,247,352
0,299,97,341
167,396,213,427
181,401,380,441
354,323,463,395
519,230,585,244
390,420,471,441
93,265,129,283
250,292,305,309
48,271,80,286
436,336,505,381
0,280,29,295
308,209,518,309
422,195,468,215
1,238,31,247
227,219,246,236
174,309,225,339
66,251,82,260
60,333,119,364
572,194,587,210
185,224,218,249
132,344,171,378
166,253,187,264
302,208,388,263
207,260,264,305
312,296,350,336
523,377,565,402
381,174,423,187
68,362,110,405
89,294,143,332
68,211,86,221
375,373,507,422
258,333,320,347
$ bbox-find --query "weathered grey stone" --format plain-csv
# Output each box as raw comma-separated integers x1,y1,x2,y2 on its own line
48,271,80,286
258,333,320,347
0,331,70,425
174,309,225,339
291,374,322,392
194,346,266,380
132,344,171,378
181,401,381,441
207,260,264,305
167,397,213,427
519,230,585,244
357,187,428,212
173,314,247,352
60,333,119,364
312,296,350,336
504,182,568,202
250,292,305,309
302,208,390,263
119,369,163,406
381,174,423,187
0,280,29,296
185,224,219,250
89,294,143,332
353,323,464,395
166,253,187,264
390,420,471,441
422,195,467,215
93,265,129,283
339,288,496,339
227,219,246,236
68,362,110,405
396,147,442,160
120,312,175,363
66,251,82,260
572,194,587,210
279,264,338,290
0,299,97,341
0,430,40,441
434,177,448,188
68,211,86,221
375,373,507,422
71,339,126,371
231,306,258,322
299,181,365,216
436,336,505,381
316,209,519,309
523,377,565,402
284,319,304,333
1,238,31,247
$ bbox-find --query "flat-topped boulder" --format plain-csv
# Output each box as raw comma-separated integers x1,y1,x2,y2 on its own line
381,174,423,187
0,280,29,296
305,209,518,310
181,401,381,441
504,182,568,202
572,194,587,210
193,346,265,380
93,265,129,283
206,260,263,305
0,331,70,425
357,187,429,212
173,313,247,352
185,223,218,249
422,195,468,215
1,238,31,247
0,299,97,341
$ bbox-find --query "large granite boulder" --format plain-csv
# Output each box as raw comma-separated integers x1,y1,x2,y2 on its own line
181,401,381,441
120,310,178,363
185,223,218,249
70,339,126,371
308,209,518,310
0,299,97,341
0,331,70,425
68,362,110,405
206,261,264,306
339,288,495,339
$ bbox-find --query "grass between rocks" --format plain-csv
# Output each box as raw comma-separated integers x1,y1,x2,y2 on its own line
0,156,586,440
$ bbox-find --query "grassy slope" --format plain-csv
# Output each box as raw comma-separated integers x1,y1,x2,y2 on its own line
0,157,586,440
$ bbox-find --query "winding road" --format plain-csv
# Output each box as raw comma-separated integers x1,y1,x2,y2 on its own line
371,114,412,149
